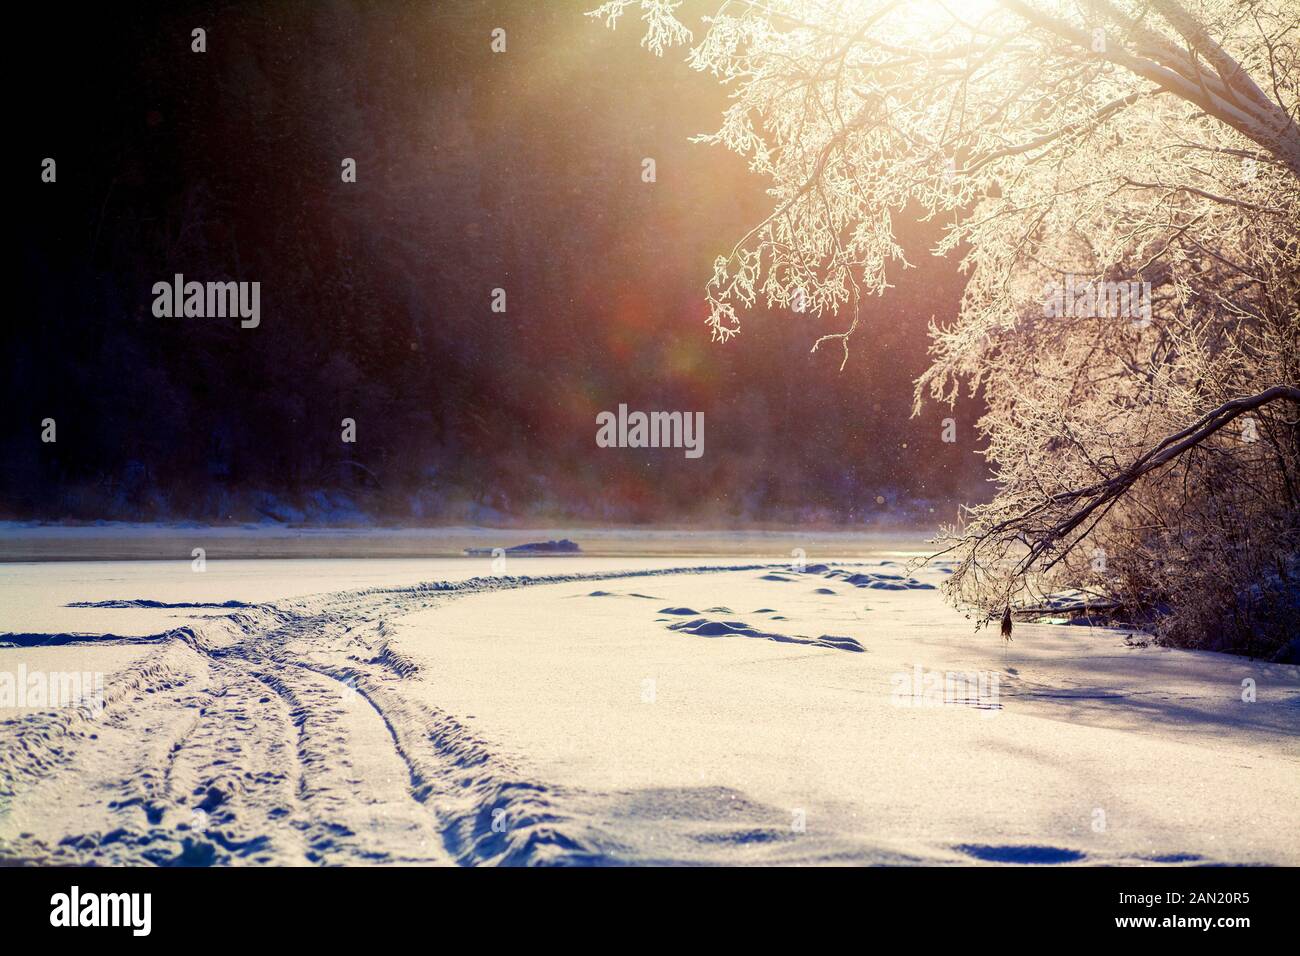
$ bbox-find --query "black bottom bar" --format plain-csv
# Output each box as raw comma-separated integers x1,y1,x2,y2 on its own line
0,864,1290,944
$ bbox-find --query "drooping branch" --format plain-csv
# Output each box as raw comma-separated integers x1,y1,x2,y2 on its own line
1009,386,1300,576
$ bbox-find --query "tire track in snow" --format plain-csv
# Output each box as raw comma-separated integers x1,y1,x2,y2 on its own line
3,562,841,865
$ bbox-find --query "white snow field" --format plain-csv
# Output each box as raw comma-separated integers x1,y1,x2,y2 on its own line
1,542,1296,866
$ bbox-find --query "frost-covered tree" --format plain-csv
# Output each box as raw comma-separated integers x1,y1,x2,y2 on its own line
591,0,1300,657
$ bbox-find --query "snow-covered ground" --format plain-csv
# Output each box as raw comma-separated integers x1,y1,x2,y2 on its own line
2,543,1296,866
0,521,934,561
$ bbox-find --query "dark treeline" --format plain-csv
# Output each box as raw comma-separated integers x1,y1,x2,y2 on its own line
8,1,985,527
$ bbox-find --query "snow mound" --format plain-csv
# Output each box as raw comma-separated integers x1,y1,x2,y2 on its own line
667,617,864,653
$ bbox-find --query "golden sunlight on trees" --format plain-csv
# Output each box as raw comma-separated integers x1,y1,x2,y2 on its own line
592,0,1300,656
